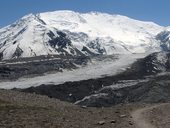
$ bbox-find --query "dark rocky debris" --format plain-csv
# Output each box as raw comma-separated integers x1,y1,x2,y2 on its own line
21,52,170,107
0,55,89,80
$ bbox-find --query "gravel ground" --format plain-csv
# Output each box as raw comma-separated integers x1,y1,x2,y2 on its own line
0,89,169,128
142,103,170,128
0,89,140,128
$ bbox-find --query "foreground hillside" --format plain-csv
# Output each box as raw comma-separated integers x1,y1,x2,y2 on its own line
0,89,135,128
0,89,169,128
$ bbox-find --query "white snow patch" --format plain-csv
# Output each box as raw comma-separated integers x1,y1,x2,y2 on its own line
75,93,108,105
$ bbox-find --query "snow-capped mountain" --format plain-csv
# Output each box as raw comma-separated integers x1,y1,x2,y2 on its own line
0,10,168,60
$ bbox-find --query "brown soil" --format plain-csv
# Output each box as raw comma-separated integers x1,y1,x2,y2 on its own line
0,89,169,128
142,103,170,128
0,89,138,128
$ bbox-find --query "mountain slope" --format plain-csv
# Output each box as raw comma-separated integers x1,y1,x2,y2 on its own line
39,11,162,44
0,10,166,60
0,14,85,59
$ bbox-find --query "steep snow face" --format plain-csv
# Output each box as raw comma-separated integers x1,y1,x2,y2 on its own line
166,26,170,31
0,14,57,59
0,14,84,59
0,10,165,59
39,11,162,40
39,11,163,46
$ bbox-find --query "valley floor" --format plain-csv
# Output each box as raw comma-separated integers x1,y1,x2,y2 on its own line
0,89,169,128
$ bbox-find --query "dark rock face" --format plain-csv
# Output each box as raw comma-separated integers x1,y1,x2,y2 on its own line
48,31,72,49
0,52,3,60
128,52,170,76
87,38,106,54
47,31,89,56
156,31,170,51
12,46,23,58
82,46,97,55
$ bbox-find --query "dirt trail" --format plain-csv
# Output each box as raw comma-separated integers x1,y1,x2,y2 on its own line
132,107,155,128
131,103,170,128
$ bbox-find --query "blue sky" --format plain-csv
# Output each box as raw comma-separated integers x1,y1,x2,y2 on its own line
0,0,170,28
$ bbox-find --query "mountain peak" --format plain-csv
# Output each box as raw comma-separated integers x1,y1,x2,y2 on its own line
0,10,168,60
21,13,36,20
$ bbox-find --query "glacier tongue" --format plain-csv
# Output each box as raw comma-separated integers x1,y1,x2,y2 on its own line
0,54,146,89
